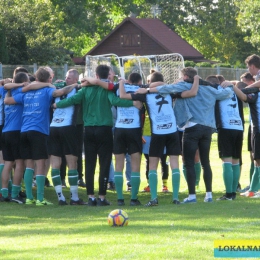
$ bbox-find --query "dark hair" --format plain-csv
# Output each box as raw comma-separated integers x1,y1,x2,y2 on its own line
236,82,247,90
35,67,51,82
245,54,260,68
205,75,220,85
240,72,255,82
13,67,28,78
181,67,197,80
14,72,29,84
28,73,36,82
216,75,225,84
128,73,142,84
150,72,164,82
96,65,109,79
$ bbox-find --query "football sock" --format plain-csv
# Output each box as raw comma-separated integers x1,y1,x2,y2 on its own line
223,162,233,193
70,186,79,201
195,162,201,186
0,164,4,195
232,164,240,193
188,194,196,200
162,179,168,187
51,169,62,186
36,175,45,202
11,185,20,198
24,168,34,200
182,165,187,182
1,188,8,198
51,169,65,201
148,170,157,200
8,178,12,194
249,166,259,192
130,172,140,200
205,192,212,199
68,170,79,201
172,169,180,200
114,171,124,200
250,162,254,182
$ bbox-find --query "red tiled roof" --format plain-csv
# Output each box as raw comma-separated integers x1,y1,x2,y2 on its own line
129,18,203,58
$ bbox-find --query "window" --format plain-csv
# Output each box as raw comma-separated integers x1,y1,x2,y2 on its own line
120,34,141,47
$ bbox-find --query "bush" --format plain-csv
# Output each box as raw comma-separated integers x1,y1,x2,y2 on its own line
195,62,212,67
212,63,232,68
184,60,196,67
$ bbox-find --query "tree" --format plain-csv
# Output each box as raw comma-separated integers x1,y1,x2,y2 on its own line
235,0,260,49
146,0,257,63
0,0,256,65
0,22,9,63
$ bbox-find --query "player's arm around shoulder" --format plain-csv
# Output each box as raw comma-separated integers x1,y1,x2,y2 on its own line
229,82,248,102
181,75,200,98
52,83,77,97
22,82,55,92
119,79,132,100
4,82,27,90
55,86,83,108
245,80,260,89
212,81,233,100
4,90,17,105
81,77,114,90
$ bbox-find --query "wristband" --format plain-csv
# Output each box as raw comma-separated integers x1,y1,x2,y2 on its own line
147,88,150,94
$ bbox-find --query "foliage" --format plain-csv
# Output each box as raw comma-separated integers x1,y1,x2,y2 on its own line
235,0,260,49
0,0,258,65
196,62,212,68
212,63,232,68
184,60,196,67
0,22,9,63
140,0,257,64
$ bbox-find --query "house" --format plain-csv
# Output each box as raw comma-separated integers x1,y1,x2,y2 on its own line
84,17,204,62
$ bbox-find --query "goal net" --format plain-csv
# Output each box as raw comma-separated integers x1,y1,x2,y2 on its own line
85,53,184,84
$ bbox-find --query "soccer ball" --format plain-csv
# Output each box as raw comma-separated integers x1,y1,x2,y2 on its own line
108,209,129,227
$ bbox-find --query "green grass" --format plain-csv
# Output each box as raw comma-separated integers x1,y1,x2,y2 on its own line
1,107,258,260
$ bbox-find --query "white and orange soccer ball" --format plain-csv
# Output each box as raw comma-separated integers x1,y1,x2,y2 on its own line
107,209,129,227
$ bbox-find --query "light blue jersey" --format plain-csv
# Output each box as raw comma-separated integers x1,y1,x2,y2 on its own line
50,88,77,127
115,84,141,129
216,85,243,130
146,93,177,134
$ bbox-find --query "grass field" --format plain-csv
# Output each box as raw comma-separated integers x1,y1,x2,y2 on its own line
1,107,259,260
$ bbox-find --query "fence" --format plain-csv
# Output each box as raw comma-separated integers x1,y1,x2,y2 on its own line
0,63,248,82
0,64,86,82
195,67,248,81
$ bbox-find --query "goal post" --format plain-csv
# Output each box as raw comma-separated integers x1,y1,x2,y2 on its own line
85,53,185,84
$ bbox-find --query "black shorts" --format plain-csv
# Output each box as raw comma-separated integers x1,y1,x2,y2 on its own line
178,130,183,152
20,131,49,160
218,128,243,159
0,125,3,150
113,128,142,155
252,130,260,160
48,126,78,157
2,131,22,161
149,131,181,157
248,125,252,151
